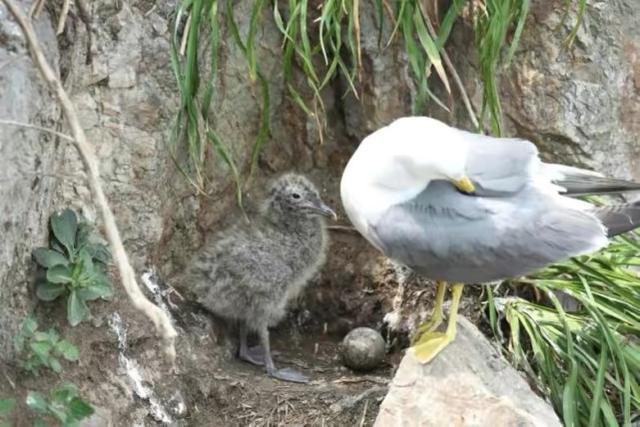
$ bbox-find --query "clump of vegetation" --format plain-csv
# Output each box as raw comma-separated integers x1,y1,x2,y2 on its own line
26,383,94,427
14,316,79,376
32,209,113,326
0,398,15,427
1,209,103,426
488,232,640,426
169,0,586,195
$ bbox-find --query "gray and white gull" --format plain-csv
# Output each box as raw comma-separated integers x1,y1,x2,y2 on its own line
340,116,640,363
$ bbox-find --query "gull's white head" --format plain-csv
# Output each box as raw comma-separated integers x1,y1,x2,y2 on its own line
340,117,470,245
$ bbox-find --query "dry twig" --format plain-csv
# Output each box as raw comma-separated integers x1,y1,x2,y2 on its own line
2,0,177,363
422,6,480,130
0,119,75,142
56,0,71,34
327,225,358,233
28,0,46,19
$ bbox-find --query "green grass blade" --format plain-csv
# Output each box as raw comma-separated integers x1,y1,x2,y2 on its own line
413,5,451,94
588,337,608,427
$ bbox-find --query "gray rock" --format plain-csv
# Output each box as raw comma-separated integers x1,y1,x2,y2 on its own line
374,316,561,427
56,1,179,268
341,4,414,141
80,406,113,427
0,0,61,361
502,0,640,181
340,327,386,371
166,390,188,419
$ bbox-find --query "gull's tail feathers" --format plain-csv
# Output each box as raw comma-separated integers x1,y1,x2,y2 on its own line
544,164,640,196
595,201,640,238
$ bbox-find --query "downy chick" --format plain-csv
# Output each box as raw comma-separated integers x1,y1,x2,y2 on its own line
186,173,336,382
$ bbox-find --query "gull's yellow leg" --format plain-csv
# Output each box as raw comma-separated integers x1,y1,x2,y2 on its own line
412,281,447,345
410,283,464,364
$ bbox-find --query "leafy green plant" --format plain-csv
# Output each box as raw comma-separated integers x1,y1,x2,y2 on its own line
488,233,640,426
0,398,15,427
14,316,79,376
26,383,94,427
32,209,113,326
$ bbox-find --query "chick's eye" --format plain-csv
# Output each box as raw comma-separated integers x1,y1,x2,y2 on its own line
291,193,301,200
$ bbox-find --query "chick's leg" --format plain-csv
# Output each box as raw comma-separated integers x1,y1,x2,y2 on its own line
410,283,464,364
258,326,309,384
238,324,264,366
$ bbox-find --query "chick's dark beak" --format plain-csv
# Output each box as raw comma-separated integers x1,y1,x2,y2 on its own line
306,200,338,221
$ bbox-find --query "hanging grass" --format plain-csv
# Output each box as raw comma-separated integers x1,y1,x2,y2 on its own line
473,0,530,135
168,0,586,190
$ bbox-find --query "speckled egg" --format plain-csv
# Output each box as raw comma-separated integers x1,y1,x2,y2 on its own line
340,327,386,371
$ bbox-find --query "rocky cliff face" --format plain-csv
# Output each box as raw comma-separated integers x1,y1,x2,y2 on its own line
0,0,638,424
505,0,640,179
0,0,60,360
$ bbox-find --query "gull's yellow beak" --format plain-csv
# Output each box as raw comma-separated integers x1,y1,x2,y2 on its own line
452,176,476,194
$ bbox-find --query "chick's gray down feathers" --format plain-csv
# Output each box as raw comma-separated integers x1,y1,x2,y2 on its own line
186,173,330,335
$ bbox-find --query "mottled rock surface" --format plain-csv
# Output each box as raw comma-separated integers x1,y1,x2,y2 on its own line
504,0,640,180
375,317,561,427
0,1,60,360
429,0,640,180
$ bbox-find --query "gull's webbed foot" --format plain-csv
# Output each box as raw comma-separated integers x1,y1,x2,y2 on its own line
411,281,447,345
238,344,265,366
267,366,310,384
258,326,310,384
410,330,455,364
409,283,464,364
412,314,443,344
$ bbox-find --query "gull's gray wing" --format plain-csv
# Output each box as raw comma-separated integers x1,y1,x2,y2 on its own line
461,131,539,195
461,131,640,196
371,180,606,283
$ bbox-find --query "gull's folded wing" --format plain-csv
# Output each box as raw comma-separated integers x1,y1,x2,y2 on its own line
461,131,540,195
371,181,607,283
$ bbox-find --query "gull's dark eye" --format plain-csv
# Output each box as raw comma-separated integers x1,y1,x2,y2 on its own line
291,193,301,200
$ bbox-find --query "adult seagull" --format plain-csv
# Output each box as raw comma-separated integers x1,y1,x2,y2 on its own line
340,116,640,363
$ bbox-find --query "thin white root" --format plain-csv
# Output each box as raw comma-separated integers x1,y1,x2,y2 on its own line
0,118,76,142
28,0,46,19
2,0,177,363
422,8,480,130
56,0,71,35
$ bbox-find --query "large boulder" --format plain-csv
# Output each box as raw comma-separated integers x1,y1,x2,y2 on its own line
375,317,562,427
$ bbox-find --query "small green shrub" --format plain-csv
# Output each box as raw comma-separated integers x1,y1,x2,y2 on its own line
32,209,113,326
0,398,15,427
14,316,79,376
26,383,94,427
